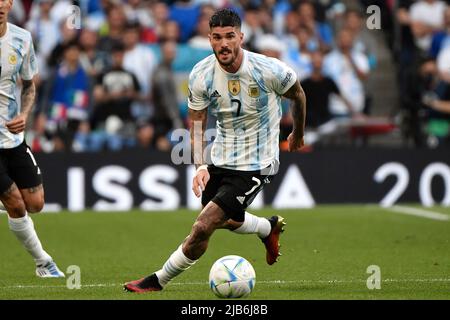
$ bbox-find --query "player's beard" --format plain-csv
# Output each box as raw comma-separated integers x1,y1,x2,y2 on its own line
215,48,235,67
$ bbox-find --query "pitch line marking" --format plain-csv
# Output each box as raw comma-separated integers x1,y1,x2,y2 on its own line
383,205,449,221
2,279,450,289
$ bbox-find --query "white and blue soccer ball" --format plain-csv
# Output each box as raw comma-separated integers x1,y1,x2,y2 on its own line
209,255,256,298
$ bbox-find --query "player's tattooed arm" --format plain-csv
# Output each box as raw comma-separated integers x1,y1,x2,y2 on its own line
20,79,37,117
189,108,210,197
189,108,208,168
6,79,36,134
283,80,306,140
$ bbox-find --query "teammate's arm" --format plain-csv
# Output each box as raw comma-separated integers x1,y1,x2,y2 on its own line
282,80,306,152
189,108,210,198
6,79,36,134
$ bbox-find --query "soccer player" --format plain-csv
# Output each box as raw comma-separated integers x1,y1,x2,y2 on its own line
0,0,64,277
124,8,306,292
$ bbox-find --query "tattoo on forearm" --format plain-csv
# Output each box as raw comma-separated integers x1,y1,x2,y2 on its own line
21,80,36,116
283,81,307,136
189,109,208,166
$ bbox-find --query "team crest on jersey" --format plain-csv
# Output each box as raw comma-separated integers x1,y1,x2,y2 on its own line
248,84,260,98
8,54,17,65
228,80,240,96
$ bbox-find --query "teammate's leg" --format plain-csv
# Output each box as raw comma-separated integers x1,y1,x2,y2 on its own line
3,143,64,277
124,201,229,292
1,183,50,264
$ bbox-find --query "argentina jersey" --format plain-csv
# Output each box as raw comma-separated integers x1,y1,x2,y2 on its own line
0,23,38,149
188,50,297,172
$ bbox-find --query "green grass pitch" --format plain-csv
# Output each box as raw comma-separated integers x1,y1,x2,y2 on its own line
0,205,449,300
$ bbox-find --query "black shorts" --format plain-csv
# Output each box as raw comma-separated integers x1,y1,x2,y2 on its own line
202,165,274,222
0,141,43,194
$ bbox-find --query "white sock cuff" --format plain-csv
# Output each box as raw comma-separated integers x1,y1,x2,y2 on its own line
8,214,31,231
176,245,197,265
155,245,197,287
233,212,271,238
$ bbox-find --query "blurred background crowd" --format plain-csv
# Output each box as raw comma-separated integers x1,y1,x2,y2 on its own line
8,0,450,152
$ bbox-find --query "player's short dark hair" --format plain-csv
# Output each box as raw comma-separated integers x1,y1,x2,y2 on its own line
209,8,241,29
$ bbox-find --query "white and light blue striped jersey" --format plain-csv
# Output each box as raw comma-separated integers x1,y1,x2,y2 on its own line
188,49,297,172
0,23,38,149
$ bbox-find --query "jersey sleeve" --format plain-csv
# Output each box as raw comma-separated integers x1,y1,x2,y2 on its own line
267,58,298,96
187,69,209,111
19,34,38,81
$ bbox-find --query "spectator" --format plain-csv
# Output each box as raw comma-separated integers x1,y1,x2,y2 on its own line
160,19,181,42
47,19,79,70
437,44,450,82
255,33,287,59
44,40,91,152
169,0,200,43
25,0,61,113
8,0,25,25
343,8,378,70
422,81,450,147
25,0,60,64
78,28,109,79
97,4,127,53
89,41,141,151
284,27,317,81
409,0,447,53
189,12,212,50
399,57,437,147
123,0,152,27
242,5,265,51
430,7,450,58
323,28,370,117
148,40,184,151
396,0,419,66
296,1,334,52
122,22,158,120
148,1,170,41
302,51,358,129
28,0,72,26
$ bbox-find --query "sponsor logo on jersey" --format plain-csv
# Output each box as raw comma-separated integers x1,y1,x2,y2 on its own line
248,84,260,98
228,80,240,96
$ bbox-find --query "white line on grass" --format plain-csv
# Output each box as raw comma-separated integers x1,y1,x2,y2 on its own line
382,205,449,221
2,279,450,289
382,206,450,221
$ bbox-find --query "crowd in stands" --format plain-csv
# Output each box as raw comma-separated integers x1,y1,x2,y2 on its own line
9,0,449,152
392,0,450,148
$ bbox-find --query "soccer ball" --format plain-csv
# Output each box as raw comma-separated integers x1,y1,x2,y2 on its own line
209,255,256,298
